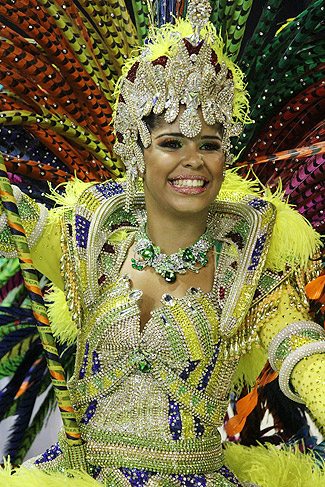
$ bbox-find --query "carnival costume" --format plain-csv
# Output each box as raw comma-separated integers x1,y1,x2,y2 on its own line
0,0,324,487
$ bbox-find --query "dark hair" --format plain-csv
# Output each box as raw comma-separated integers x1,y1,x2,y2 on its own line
143,112,163,132
137,112,163,150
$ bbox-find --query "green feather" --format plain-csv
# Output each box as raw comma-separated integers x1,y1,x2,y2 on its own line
0,258,20,286
240,0,282,72
210,0,226,26
131,0,150,45
0,357,25,379
253,1,323,75
225,0,253,60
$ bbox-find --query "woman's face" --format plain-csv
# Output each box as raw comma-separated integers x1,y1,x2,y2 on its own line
142,108,225,218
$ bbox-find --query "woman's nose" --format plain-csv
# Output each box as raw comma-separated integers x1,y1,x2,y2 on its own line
181,147,203,169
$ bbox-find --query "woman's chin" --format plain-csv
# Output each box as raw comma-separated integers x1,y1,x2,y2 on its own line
165,185,219,215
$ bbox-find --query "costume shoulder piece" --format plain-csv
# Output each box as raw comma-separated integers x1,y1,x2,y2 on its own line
210,193,276,337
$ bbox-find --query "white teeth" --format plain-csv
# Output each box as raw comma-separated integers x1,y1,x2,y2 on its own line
171,179,205,188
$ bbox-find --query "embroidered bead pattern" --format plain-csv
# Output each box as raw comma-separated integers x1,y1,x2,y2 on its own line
43,182,282,486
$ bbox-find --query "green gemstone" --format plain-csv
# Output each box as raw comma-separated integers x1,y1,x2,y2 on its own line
138,360,151,373
164,271,176,283
142,246,154,260
202,257,208,266
183,248,195,263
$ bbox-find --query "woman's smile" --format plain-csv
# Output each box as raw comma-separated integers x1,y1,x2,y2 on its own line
168,175,209,194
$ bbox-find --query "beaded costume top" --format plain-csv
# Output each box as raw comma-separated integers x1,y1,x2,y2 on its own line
55,180,278,475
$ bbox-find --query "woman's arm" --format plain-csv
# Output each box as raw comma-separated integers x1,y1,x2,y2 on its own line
258,275,325,429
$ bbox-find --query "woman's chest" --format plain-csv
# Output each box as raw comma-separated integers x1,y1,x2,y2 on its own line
79,275,220,370
120,247,216,332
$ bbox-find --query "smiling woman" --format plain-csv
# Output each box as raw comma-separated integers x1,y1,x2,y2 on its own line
143,108,225,221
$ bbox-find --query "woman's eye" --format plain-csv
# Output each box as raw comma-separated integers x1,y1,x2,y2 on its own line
200,142,221,151
159,138,183,149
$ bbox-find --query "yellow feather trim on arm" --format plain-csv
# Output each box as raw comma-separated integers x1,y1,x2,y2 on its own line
220,170,321,273
44,284,77,347
47,178,95,223
231,345,268,392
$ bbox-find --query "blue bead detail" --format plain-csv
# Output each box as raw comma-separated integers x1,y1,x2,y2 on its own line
168,397,182,440
248,234,267,271
117,466,243,486
248,198,268,211
173,474,206,487
120,467,154,487
96,181,124,199
75,215,90,249
35,443,62,464
89,465,102,479
197,340,220,391
218,466,244,485
194,416,205,438
92,350,101,375
179,360,200,380
80,399,98,424
79,341,89,379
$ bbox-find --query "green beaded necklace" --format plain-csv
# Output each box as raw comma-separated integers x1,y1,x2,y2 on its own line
132,226,214,283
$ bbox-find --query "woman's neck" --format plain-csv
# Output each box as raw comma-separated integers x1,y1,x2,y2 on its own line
145,211,209,254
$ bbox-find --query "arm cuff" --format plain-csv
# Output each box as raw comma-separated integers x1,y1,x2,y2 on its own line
268,321,325,402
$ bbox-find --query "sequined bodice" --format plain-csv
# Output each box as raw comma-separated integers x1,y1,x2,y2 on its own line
69,269,234,445
61,183,276,475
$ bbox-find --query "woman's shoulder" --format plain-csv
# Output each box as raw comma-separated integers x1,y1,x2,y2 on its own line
51,178,134,243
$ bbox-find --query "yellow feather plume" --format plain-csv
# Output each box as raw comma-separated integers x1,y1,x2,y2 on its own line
47,178,94,223
263,183,321,271
44,286,77,347
225,442,325,487
232,345,268,391
0,461,99,486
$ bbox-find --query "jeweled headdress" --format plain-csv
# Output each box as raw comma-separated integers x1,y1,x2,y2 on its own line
113,0,251,207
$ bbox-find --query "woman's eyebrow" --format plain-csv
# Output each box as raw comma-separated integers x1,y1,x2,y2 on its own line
155,132,184,139
200,135,222,141
155,133,222,141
